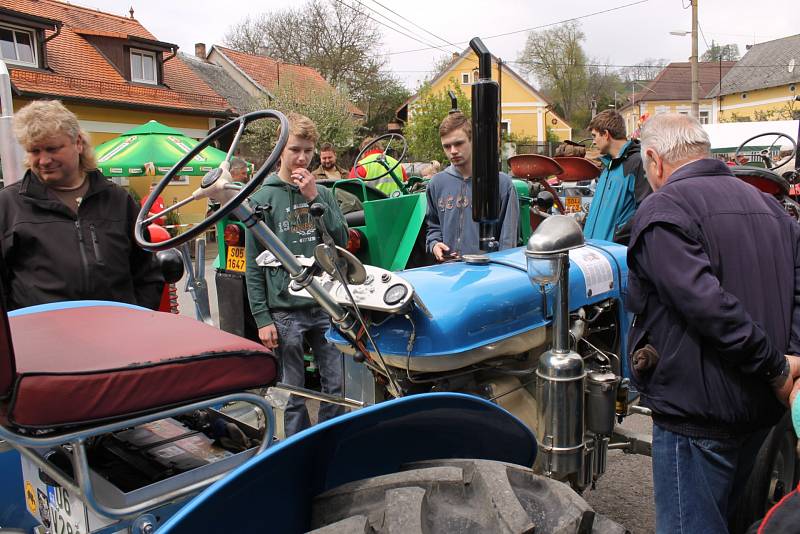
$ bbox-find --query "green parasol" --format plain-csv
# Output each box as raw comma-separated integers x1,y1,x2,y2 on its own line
94,120,228,177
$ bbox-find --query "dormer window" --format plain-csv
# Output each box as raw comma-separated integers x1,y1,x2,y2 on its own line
0,24,36,67
130,48,157,84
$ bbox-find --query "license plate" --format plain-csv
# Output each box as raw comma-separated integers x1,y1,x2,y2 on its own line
565,197,582,213
226,246,246,273
21,457,102,533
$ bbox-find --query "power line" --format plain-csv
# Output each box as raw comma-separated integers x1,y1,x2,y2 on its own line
386,0,651,56
364,0,461,54
332,0,453,56
350,0,453,54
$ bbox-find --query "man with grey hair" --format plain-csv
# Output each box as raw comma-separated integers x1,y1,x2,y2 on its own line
626,113,800,532
229,156,249,183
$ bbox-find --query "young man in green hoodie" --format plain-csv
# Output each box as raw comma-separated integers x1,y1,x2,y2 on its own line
244,112,349,437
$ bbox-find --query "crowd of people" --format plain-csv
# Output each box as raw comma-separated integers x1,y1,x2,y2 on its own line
3,99,800,533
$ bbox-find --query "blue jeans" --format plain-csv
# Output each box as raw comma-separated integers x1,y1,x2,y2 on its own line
272,308,346,437
652,424,770,534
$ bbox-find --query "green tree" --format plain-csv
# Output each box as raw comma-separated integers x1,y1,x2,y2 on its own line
359,76,411,135
517,21,588,121
701,42,740,62
404,81,471,162
242,81,359,157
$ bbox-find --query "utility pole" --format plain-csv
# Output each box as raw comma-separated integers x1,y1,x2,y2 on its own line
691,0,699,117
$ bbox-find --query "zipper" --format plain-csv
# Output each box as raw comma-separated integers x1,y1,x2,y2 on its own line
74,221,90,294
89,224,105,265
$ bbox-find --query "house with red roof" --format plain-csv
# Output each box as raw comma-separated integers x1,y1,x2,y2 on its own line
618,61,736,133
0,0,234,147
198,44,364,119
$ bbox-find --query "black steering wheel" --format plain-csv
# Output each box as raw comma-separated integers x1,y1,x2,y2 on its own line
135,110,289,251
735,132,797,171
352,133,408,182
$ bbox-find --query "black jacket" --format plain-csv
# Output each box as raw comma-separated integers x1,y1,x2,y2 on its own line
626,159,800,438
0,170,163,310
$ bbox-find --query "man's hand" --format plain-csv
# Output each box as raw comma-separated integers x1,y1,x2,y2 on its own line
258,324,279,350
773,355,800,406
432,242,450,262
291,168,318,201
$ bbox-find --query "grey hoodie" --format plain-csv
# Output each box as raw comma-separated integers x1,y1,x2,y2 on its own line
425,165,519,255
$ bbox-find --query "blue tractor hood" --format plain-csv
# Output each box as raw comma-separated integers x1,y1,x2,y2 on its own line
329,241,629,373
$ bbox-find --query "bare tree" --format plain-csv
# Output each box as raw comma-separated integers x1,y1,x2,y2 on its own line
517,21,588,121
701,42,740,62
223,0,387,104
618,58,668,83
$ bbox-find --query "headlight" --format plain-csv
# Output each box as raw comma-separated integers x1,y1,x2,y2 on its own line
526,255,561,286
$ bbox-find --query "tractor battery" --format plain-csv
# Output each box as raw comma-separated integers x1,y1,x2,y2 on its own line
89,416,235,492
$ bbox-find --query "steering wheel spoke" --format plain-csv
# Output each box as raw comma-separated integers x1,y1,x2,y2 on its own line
135,110,289,251
352,133,409,189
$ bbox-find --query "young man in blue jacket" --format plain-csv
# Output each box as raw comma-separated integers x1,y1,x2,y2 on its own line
425,112,519,260
627,113,800,533
583,110,650,244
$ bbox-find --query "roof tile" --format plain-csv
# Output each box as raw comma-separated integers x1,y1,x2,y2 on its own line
1,0,231,115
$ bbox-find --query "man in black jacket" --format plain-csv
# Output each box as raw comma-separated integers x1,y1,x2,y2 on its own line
627,112,800,533
0,100,162,310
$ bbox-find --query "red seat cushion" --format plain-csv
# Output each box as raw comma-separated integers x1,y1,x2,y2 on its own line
4,306,276,429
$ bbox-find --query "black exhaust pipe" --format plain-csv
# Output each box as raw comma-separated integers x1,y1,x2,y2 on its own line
469,37,500,252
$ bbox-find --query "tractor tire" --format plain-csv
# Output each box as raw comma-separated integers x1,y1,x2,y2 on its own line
730,412,799,534
307,459,628,534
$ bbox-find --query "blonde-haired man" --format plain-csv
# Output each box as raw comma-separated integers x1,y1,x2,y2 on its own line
244,112,348,436
0,100,162,310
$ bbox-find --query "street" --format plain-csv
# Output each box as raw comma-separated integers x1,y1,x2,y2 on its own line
174,250,657,533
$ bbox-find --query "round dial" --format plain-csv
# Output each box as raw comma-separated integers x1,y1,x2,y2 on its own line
383,283,408,306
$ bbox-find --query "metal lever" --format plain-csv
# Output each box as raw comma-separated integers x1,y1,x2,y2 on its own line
180,239,213,325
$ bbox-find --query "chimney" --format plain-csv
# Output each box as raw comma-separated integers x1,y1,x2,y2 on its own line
195,43,207,59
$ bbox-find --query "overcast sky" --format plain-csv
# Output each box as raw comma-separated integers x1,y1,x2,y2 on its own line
84,0,797,89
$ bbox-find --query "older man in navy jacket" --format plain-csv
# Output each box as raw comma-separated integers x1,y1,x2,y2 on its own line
626,113,800,534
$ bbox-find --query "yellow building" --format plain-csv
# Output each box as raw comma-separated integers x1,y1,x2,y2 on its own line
398,49,571,142
708,34,800,122
1,0,235,224
619,61,736,134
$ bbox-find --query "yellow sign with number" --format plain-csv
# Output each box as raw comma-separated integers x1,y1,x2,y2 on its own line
565,197,582,213
226,245,246,273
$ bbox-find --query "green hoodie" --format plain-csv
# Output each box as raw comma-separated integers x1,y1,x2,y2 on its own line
245,173,348,327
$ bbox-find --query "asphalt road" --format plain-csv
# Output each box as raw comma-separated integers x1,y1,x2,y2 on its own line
176,254,657,533
584,415,655,534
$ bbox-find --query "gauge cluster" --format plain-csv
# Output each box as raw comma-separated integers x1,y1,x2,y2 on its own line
289,264,415,314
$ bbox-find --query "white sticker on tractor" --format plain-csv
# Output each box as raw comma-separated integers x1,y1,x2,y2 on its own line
569,247,614,298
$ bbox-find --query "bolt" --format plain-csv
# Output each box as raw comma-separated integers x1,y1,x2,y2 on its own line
141,522,155,534
381,273,391,283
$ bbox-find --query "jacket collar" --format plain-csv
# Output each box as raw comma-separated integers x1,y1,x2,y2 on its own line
664,158,734,186
19,168,113,202
600,139,640,167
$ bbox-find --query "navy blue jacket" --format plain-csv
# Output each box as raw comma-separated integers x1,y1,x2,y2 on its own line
626,159,800,437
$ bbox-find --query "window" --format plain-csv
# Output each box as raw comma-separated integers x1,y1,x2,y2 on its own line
0,25,36,67
461,72,470,84
699,110,710,124
501,120,510,139
130,48,157,84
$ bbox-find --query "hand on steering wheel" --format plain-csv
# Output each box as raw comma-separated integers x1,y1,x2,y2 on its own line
135,110,289,251
735,132,797,171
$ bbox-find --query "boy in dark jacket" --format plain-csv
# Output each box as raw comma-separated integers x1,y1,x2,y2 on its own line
0,100,162,310
245,113,348,437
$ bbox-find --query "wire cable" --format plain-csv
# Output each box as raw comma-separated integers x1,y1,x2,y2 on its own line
365,0,461,53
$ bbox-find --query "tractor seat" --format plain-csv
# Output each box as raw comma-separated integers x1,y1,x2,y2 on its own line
1,302,276,431
731,165,790,196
